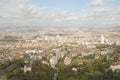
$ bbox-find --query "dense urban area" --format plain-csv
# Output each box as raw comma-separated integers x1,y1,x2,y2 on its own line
0,27,120,80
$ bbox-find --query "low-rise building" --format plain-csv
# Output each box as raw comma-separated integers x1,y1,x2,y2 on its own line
64,57,72,65
81,49,94,57
101,51,107,55
110,61,120,71
72,68,77,71
24,63,32,73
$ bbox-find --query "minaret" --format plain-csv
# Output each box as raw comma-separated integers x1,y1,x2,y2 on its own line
101,35,105,44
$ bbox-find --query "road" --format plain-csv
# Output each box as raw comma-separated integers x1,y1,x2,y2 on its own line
54,67,59,80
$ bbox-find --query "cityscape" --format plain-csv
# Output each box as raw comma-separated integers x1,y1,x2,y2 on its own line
0,27,120,80
0,0,120,80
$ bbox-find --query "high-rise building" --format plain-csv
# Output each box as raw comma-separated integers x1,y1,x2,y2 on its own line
101,35,105,44
45,36,48,40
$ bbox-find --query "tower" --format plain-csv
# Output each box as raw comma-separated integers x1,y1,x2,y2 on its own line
101,35,105,44
45,36,48,40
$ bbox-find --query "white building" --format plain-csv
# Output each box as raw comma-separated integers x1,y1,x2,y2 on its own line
100,51,107,55
81,50,94,57
61,51,67,58
24,63,32,73
116,41,120,45
72,68,77,71
101,35,105,44
110,61,120,71
45,36,48,40
42,61,49,66
56,35,62,42
86,45,96,49
64,57,72,65
50,56,58,68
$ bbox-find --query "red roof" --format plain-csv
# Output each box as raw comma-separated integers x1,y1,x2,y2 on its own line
26,63,31,67
111,61,120,66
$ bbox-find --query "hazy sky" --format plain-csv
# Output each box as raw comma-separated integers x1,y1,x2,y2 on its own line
0,0,120,27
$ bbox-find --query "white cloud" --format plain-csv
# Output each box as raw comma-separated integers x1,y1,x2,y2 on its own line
90,0,104,6
90,0,115,7
0,0,120,27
